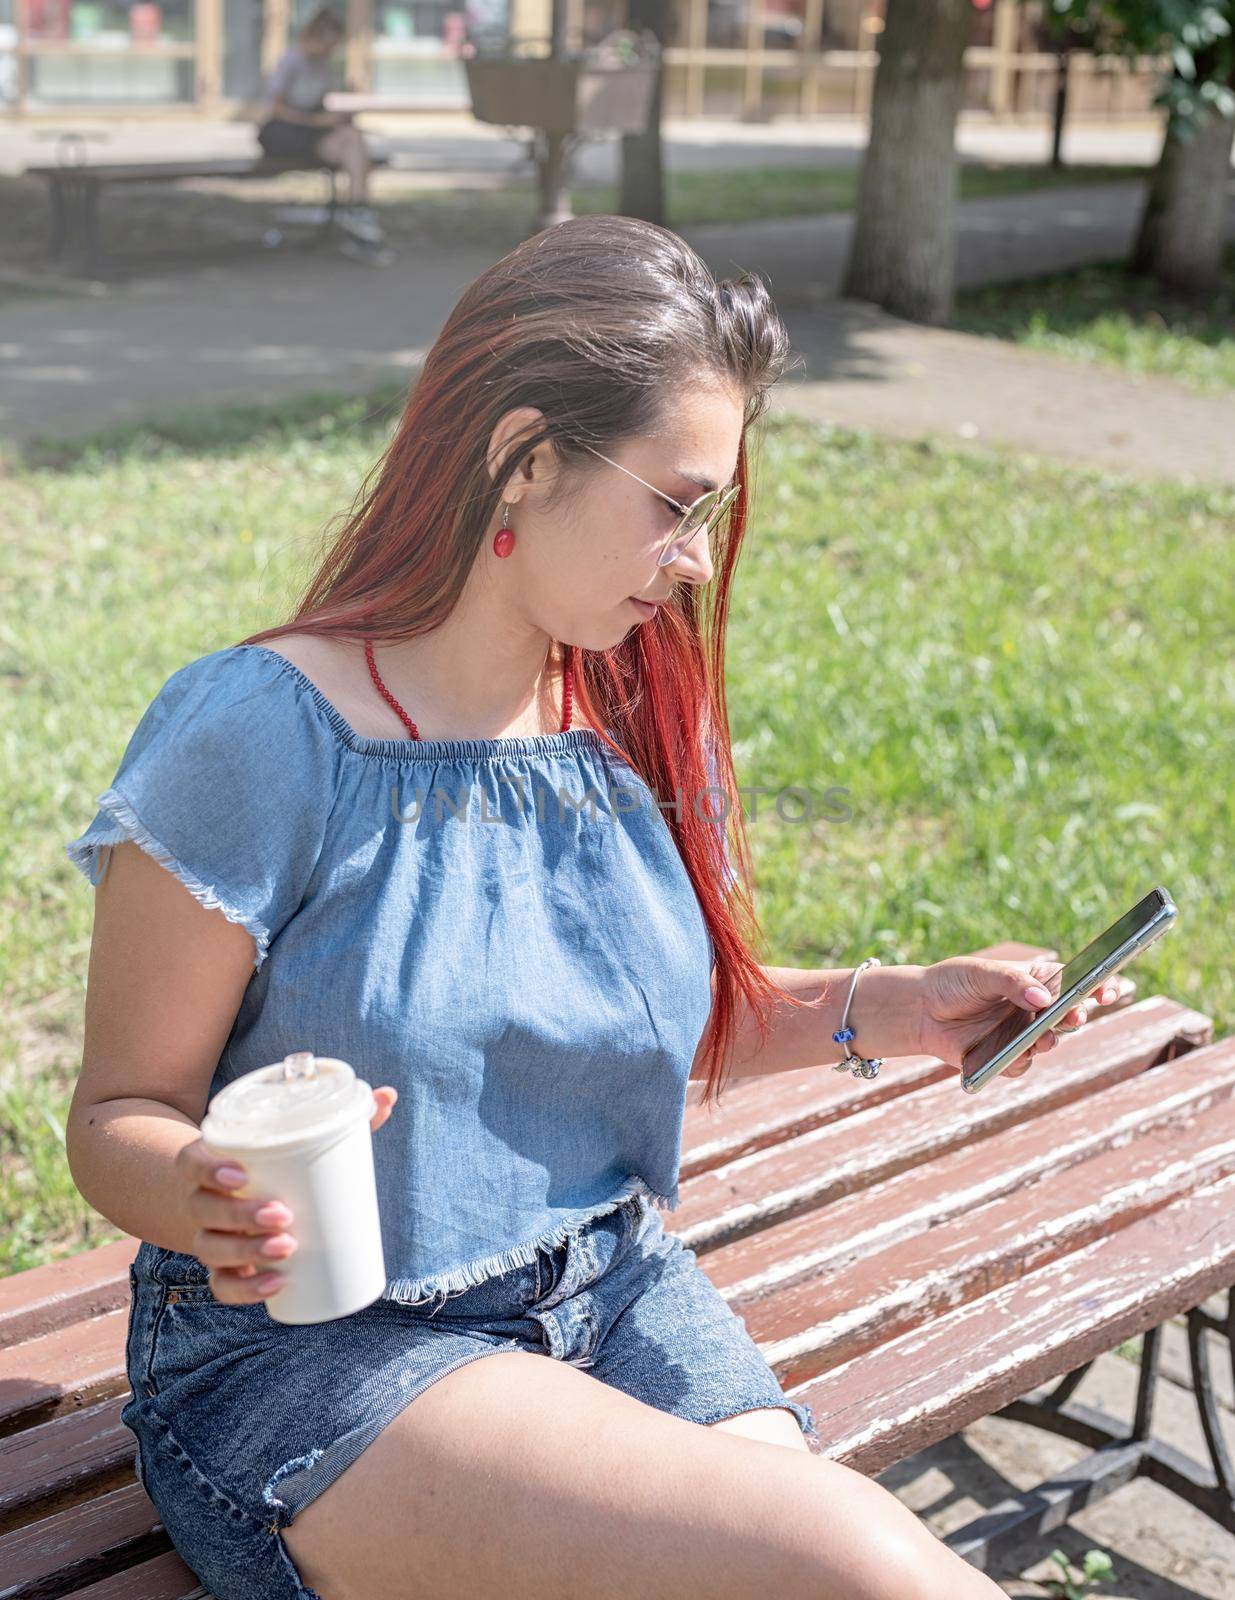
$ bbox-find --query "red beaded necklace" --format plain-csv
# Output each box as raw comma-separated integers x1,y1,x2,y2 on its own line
362,638,574,741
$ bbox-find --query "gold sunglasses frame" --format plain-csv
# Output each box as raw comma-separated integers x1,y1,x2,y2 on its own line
579,444,741,567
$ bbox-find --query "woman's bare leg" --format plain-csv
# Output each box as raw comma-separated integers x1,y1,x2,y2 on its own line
709,1404,812,1452
316,125,370,206
279,1350,1008,1600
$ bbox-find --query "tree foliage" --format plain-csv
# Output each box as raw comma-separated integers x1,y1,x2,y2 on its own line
1045,1,1235,135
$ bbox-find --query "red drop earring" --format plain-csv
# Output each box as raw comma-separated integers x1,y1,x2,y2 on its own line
493,501,516,558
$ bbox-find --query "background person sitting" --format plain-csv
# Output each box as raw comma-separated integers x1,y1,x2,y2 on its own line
256,6,391,263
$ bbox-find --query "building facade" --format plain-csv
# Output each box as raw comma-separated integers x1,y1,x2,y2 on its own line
2,0,1165,121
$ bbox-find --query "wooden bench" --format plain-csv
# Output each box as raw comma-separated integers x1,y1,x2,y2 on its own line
2,938,1232,1594
21,154,392,276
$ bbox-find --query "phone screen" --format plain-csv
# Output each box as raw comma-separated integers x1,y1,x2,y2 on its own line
961,890,1166,1080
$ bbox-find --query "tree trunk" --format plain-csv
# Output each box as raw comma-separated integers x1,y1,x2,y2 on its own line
531,0,574,232
1050,50,1070,170
1132,98,1234,295
840,0,972,325
550,0,567,55
618,0,667,224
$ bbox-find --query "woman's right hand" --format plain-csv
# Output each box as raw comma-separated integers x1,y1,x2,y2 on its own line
175,1086,398,1305
174,1138,300,1304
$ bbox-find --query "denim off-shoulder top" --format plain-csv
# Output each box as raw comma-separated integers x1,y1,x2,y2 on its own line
65,644,725,1305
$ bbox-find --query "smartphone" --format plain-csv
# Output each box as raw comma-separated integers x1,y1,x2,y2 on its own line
960,886,1178,1095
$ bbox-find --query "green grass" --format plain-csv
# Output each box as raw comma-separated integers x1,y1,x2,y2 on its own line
952,243,1235,393
0,160,1148,287
3,392,1231,1274
579,159,1149,227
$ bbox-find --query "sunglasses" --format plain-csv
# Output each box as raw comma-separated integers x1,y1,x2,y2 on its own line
579,444,741,568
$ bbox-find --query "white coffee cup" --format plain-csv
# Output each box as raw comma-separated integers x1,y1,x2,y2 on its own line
199,1051,387,1324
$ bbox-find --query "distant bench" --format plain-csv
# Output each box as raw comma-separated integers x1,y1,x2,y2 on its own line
22,153,391,274
1,939,1232,1593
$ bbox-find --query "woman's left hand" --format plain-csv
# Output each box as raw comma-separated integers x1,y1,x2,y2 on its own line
916,956,1122,1079
370,1085,398,1131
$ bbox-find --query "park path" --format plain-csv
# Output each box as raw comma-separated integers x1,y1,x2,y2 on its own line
698,177,1235,486
2,128,1233,482
773,295,1235,487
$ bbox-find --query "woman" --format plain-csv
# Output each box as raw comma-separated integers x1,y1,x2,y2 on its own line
64,215,1116,1600
257,5,389,263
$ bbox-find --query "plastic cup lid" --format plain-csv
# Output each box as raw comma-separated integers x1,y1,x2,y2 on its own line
201,1052,369,1149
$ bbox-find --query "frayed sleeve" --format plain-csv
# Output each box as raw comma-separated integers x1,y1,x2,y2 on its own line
65,651,338,973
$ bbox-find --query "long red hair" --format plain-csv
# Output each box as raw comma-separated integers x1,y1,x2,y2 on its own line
242,214,835,1107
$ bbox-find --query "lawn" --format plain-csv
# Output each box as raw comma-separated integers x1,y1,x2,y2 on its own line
952,244,1235,394
3,389,1230,1275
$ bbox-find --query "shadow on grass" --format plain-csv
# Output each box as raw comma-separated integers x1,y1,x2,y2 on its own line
9,379,410,474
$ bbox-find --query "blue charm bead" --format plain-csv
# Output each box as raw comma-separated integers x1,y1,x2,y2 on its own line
831,957,883,1082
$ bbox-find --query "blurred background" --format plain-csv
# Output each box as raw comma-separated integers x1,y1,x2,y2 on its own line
0,0,1176,121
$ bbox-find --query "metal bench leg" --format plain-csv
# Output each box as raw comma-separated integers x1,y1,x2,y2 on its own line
940,1293,1235,1570
82,179,102,275
49,175,93,272
49,180,67,262
1193,1292,1235,1499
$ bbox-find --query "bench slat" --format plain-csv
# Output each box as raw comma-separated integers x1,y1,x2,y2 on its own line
0,1399,131,1529
65,1549,206,1599
22,158,388,184
788,1167,1235,1475
0,1310,130,1435
0,1242,135,1351
677,996,1213,1248
750,1060,1235,1377
0,1480,167,1600
704,1030,1235,1308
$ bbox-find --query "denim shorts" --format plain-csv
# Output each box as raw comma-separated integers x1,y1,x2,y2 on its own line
122,1193,819,1600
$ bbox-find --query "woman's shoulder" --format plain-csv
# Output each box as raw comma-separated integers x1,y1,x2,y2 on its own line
238,633,399,741
266,45,310,94
124,640,342,773
65,642,344,968
155,637,307,707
